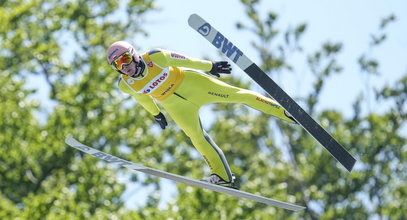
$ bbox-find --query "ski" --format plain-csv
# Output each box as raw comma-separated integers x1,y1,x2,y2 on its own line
188,14,356,172
65,137,305,211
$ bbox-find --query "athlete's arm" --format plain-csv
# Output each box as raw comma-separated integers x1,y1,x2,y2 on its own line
118,79,161,116
148,49,213,71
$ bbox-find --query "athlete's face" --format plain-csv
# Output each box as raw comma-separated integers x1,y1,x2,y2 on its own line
121,59,137,77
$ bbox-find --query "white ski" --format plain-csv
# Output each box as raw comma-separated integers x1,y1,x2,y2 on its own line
65,137,305,211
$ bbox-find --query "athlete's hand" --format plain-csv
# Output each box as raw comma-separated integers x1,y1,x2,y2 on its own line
154,112,168,129
209,61,232,77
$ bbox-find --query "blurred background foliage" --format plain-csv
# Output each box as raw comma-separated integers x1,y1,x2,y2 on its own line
0,0,405,219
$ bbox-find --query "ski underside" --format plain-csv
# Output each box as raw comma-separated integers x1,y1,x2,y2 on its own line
65,137,305,211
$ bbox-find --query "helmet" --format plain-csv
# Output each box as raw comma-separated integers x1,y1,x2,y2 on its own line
106,41,141,70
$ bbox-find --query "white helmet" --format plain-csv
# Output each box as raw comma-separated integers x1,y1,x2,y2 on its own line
107,41,144,76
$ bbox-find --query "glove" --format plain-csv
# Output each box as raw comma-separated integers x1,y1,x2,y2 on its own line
209,61,232,77
154,112,168,129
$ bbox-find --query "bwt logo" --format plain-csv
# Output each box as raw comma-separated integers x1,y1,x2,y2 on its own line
212,32,243,63
198,23,211,36
92,152,132,166
198,22,243,63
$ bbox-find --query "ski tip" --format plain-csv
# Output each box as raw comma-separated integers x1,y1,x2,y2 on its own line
188,13,201,25
65,136,78,146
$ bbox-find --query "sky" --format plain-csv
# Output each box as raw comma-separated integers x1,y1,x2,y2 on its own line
120,0,407,209
24,0,407,210
133,0,406,117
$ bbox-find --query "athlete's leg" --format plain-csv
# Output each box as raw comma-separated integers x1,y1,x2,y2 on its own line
160,94,234,183
177,70,296,123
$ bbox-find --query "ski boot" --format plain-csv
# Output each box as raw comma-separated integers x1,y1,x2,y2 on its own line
201,174,238,189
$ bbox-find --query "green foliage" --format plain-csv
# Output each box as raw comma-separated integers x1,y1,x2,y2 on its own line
237,0,307,73
226,1,405,219
1,0,156,219
153,1,406,219
1,0,405,219
307,42,343,114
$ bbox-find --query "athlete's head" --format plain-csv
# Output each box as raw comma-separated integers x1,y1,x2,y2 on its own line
107,41,145,77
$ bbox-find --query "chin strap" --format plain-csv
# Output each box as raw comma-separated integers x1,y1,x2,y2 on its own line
118,56,146,78
133,56,146,78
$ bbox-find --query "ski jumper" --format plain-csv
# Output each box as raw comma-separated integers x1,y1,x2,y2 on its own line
118,49,295,182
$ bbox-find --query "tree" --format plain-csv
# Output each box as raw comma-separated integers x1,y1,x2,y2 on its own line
148,1,406,219
1,0,405,219
0,0,158,219
216,0,405,219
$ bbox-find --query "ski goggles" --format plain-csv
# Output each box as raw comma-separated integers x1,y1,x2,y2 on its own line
111,52,134,71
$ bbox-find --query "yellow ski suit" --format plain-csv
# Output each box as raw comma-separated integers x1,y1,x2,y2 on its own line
118,49,295,182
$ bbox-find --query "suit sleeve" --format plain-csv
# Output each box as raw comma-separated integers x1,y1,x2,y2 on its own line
118,79,161,116
148,49,213,71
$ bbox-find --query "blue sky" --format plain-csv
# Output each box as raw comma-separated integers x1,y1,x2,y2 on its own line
28,0,407,121
133,0,406,117
121,0,407,209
